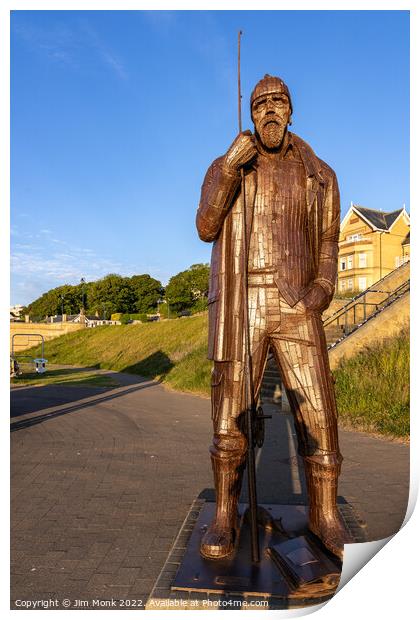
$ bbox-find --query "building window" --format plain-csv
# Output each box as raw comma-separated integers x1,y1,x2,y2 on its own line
340,258,346,271
347,278,353,291
358,277,367,291
340,280,346,292
395,255,409,268
347,256,353,270
359,253,367,268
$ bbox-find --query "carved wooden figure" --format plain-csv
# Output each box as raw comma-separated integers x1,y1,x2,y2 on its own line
196,75,352,561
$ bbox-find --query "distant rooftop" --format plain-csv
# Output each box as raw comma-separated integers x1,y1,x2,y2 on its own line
352,205,408,231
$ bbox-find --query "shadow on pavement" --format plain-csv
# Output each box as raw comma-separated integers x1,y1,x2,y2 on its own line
10,378,159,432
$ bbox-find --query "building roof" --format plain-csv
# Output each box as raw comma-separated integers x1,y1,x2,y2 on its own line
402,231,410,246
352,205,405,231
50,314,97,323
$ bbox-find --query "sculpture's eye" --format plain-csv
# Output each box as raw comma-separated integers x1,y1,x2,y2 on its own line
273,95,288,106
254,98,266,111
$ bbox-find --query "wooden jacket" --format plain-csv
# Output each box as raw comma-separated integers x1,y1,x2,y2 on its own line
196,131,340,362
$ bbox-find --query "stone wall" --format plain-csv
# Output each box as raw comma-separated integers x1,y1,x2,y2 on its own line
10,321,85,354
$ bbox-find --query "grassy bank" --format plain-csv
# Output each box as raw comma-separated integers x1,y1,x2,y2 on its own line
333,329,409,438
16,316,409,437
20,314,212,396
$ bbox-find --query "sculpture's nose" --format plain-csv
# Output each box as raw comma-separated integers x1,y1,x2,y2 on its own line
265,109,275,116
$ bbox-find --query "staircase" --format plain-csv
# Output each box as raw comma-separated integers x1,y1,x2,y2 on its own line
260,356,283,406
260,262,410,406
324,323,354,346
324,278,409,349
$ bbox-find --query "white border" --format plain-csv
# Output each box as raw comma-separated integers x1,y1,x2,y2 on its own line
2,2,417,619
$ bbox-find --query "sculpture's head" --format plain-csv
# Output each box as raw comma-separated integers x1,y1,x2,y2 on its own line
250,74,292,150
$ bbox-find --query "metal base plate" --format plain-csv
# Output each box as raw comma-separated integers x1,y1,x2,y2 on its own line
171,503,343,601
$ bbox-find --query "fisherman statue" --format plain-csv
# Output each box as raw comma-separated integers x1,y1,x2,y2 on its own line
196,74,352,561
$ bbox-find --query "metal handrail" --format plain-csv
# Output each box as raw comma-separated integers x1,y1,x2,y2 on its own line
325,262,410,325
324,279,410,328
11,333,45,359
327,282,410,348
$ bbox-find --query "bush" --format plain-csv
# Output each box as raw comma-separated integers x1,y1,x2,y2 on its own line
191,298,208,314
117,313,150,324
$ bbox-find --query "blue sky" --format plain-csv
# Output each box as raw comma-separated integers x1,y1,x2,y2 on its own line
10,10,409,306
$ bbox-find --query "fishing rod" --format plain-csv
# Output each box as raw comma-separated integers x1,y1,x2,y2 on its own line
237,29,260,564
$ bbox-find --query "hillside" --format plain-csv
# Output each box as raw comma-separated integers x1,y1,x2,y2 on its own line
18,315,409,437
334,328,409,438
23,314,212,396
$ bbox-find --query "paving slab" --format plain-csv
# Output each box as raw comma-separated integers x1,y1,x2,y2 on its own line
10,370,409,609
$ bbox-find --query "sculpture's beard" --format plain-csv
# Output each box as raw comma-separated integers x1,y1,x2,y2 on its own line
256,118,287,150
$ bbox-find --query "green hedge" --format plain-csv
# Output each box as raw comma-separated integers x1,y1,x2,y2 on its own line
111,313,149,323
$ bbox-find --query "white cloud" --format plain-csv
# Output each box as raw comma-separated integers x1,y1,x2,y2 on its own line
13,17,128,80
11,226,131,303
78,19,128,80
10,227,170,304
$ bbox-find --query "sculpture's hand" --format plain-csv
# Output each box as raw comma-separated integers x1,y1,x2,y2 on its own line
298,283,330,313
224,130,257,171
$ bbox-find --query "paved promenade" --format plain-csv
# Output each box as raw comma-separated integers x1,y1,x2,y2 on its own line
10,371,409,609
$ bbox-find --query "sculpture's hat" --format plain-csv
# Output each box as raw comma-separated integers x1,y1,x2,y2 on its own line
250,74,293,114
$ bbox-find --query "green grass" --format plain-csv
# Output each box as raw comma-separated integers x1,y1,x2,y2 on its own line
11,367,121,388
20,315,212,396
333,328,409,438
16,316,409,437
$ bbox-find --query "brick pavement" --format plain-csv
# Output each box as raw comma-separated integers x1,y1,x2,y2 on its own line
10,371,409,609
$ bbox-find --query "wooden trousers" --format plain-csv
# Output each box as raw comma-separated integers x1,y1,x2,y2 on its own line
210,286,341,462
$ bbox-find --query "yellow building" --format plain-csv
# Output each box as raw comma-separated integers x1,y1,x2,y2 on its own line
337,204,410,294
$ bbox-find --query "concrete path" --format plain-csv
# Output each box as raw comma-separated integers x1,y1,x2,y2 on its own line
10,371,409,609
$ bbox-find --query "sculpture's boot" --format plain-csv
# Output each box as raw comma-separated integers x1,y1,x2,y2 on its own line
304,454,353,560
200,435,246,560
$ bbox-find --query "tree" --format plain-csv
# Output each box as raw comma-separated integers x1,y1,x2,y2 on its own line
88,274,137,317
26,283,89,321
23,267,207,321
130,275,164,314
165,263,210,313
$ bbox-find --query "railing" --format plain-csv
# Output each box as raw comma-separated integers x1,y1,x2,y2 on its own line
265,266,409,387
325,262,410,327
325,280,409,332
11,333,45,361
325,280,409,347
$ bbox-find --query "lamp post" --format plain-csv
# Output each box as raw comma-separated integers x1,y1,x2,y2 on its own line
60,294,65,317
80,277,86,310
